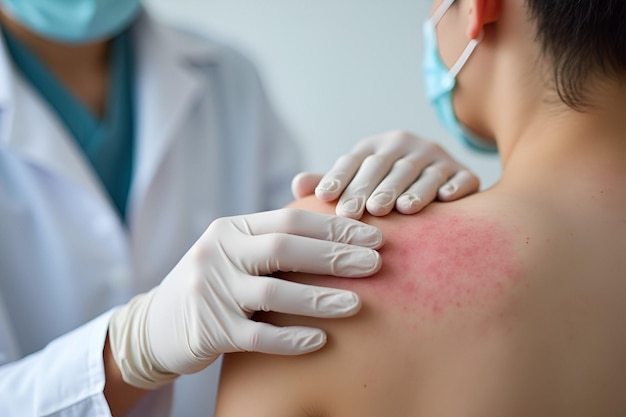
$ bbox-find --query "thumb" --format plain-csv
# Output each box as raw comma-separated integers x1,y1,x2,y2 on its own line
291,172,324,199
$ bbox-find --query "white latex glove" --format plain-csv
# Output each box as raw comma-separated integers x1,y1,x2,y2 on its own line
292,130,480,219
109,208,383,389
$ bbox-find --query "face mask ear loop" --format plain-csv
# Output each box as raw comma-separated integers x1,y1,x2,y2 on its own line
430,0,484,79
448,30,484,78
431,0,456,26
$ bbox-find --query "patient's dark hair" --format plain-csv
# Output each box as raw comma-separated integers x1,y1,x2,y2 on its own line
525,0,626,109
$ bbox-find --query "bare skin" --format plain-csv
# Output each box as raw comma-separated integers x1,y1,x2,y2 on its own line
216,171,626,416
0,10,110,117
216,0,626,415
103,335,148,417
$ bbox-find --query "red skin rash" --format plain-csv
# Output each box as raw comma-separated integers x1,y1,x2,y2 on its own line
387,213,521,317
304,211,523,319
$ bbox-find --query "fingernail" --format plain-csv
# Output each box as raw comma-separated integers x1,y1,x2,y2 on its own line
339,197,364,215
398,194,422,211
336,248,381,277
352,225,383,248
317,179,340,193
296,329,327,352
319,291,361,315
370,192,394,208
440,183,458,196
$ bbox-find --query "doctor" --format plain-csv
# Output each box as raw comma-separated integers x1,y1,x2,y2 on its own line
0,0,480,416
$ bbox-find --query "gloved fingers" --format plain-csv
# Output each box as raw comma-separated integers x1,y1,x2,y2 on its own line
314,152,369,202
317,132,425,208
243,233,381,277
238,276,361,318
348,130,423,156
227,208,383,249
234,321,327,355
291,172,324,199
334,153,400,219
396,164,456,214
364,155,433,217
437,169,480,201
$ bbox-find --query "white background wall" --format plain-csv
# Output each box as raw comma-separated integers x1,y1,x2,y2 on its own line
145,0,502,188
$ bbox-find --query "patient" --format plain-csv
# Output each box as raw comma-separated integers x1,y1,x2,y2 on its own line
216,0,626,415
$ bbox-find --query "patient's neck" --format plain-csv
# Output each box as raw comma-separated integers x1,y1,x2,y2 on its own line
498,88,626,204
495,85,626,192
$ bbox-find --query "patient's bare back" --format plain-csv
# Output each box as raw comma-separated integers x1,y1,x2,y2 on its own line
216,193,626,417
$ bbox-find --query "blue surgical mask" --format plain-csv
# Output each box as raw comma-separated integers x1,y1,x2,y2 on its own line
1,0,141,44
422,0,497,153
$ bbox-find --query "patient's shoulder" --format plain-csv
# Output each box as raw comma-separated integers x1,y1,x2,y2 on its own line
216,194,626,417
216,195,531,417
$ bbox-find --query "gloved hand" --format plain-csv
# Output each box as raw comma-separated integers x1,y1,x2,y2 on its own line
108,208,383,390
292,130,480,219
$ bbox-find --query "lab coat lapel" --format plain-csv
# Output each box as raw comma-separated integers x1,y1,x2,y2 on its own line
129,14,220,219
0,31,106,199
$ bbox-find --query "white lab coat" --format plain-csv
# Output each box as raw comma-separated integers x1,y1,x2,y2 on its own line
0,11,300,417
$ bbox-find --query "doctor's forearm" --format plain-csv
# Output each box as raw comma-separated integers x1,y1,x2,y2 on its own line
103,334,148,417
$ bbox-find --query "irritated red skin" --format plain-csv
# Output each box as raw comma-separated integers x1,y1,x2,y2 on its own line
297,210,524,320
379,213,522,318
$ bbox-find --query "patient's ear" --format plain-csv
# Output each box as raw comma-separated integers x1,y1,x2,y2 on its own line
468,0,502,39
